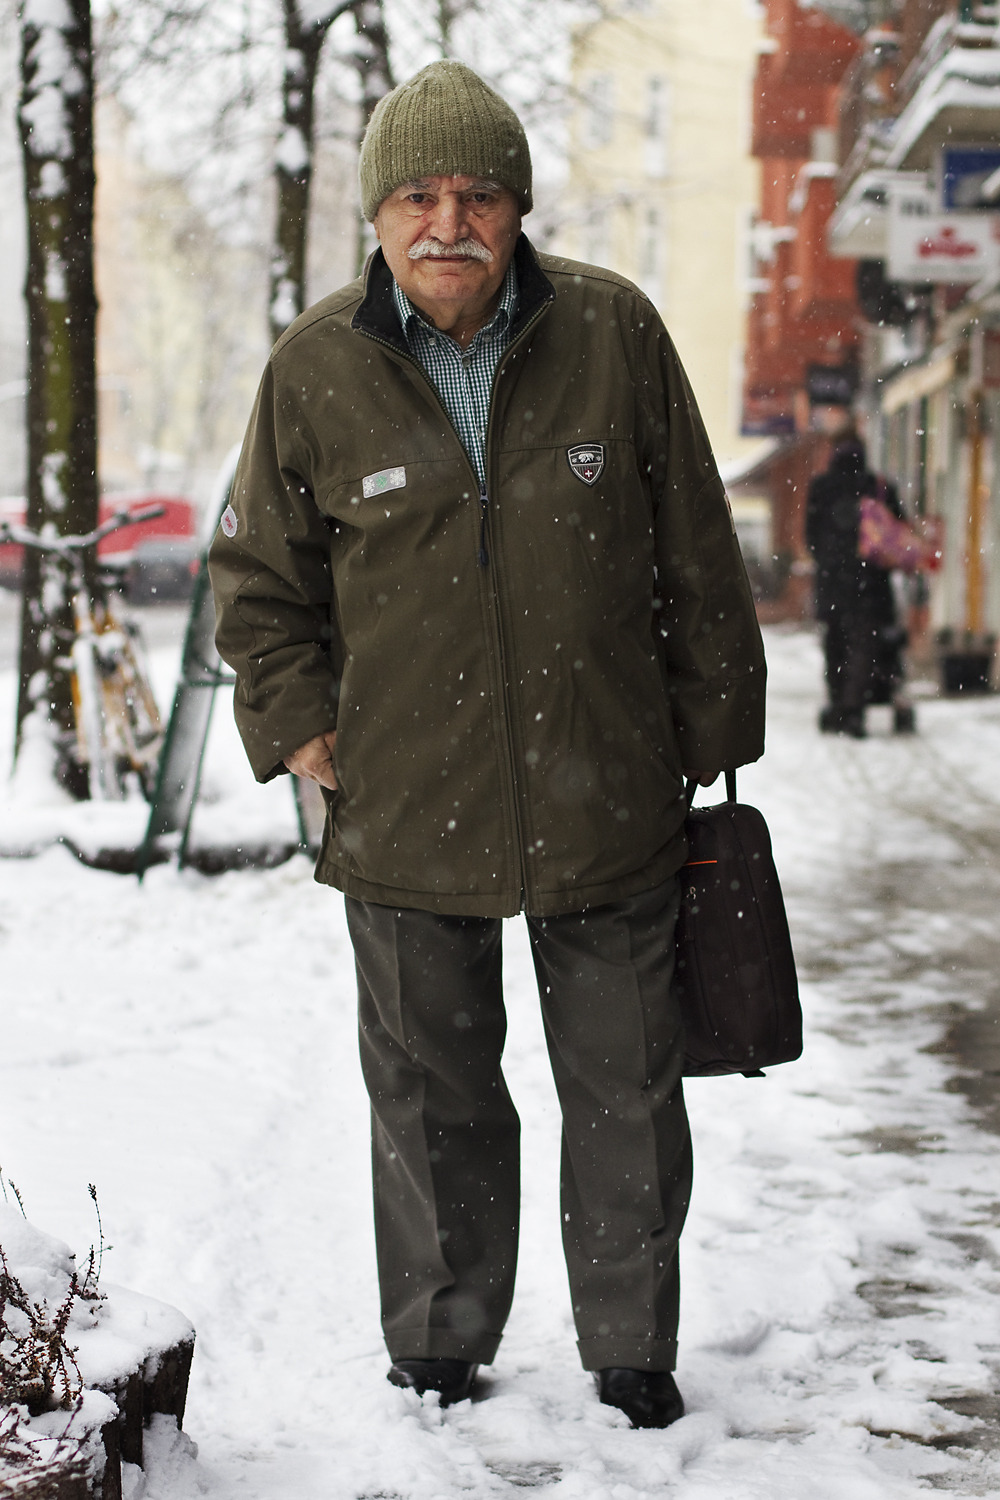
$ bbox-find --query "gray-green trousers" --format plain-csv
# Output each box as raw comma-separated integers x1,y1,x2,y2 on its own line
346,876,691,1372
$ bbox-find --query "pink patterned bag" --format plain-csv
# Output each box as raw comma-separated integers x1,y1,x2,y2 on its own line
858,492,939,573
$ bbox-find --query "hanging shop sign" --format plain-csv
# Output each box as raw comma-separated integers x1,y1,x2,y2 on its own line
806,363,857,407
888,184,1000,284
941,146,1000,212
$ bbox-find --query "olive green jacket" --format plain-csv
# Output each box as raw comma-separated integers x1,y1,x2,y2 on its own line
210,237,766,917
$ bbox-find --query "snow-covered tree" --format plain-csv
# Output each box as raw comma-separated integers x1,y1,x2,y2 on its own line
348,0,393,273
270,0,394,343
15,0,98,791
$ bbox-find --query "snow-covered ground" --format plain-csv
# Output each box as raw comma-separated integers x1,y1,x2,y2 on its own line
4,622,1000,1499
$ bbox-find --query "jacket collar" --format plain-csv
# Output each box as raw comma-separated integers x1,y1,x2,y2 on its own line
352,233,555,351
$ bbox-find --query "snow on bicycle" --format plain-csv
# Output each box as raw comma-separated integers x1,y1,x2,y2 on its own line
0,506,167,800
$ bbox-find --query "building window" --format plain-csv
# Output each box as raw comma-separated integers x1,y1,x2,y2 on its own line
645,75,668,142
644,75,669,177
639,204,664,299
583,203,612,268
582,74,614,150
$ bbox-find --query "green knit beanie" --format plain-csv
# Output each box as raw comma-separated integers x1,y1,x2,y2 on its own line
359,60,532,222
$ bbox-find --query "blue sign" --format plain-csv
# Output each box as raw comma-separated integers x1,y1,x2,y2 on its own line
942,146,1000,210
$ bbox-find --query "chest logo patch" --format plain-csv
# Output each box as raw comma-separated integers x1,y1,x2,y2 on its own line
220,503,238,538
567,444,605,486
362,466,406,499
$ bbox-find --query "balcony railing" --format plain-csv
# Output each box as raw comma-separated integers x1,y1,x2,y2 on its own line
836,11,1000,196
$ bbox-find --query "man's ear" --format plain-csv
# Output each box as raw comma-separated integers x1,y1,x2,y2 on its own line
372,210,382,243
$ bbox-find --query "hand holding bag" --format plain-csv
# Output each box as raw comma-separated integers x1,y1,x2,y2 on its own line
676,772,802,1077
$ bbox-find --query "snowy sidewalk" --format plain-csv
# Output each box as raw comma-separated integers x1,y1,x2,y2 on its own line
4,626,1000,1498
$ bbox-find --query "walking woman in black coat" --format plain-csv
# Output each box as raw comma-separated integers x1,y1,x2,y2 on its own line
805,435,914,738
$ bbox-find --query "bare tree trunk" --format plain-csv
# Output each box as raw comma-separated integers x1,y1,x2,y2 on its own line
351,0,393,274
269,0,355,347
15,0,98,790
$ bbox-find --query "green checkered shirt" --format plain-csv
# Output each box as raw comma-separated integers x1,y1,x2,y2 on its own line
392,263,518,489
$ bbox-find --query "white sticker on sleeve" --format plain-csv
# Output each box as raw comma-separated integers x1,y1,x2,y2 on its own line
221,503,238,538
362,466,406,500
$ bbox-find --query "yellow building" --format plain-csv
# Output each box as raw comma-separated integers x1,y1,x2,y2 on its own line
94,100,273,504
557,0,764,468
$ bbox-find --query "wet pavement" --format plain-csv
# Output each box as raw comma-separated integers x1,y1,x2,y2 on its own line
741,634,1000,1485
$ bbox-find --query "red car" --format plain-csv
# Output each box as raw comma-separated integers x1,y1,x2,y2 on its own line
0,493,198,590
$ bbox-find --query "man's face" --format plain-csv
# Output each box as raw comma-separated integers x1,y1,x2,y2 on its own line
374,175,521,325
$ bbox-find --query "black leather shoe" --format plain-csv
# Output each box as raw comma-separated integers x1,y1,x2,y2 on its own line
387,1357,479,1406
596,1367,684,1429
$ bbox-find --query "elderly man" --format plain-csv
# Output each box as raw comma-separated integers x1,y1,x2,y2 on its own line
210,60,765,1428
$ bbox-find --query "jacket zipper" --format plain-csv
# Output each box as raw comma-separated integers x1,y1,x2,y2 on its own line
478,486,489,568
479,303,551,911
358,300,552,914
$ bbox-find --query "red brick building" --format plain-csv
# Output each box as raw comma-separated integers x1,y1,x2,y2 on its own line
737,0,863,619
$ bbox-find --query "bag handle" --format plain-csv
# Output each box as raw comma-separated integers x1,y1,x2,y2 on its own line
685,770,737,809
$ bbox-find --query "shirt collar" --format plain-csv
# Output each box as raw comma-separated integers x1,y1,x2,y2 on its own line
392,260,519,345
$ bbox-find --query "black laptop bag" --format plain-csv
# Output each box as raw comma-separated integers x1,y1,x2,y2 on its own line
675,772,802,1077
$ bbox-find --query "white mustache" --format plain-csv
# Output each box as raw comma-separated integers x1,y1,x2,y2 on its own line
407,238,493,263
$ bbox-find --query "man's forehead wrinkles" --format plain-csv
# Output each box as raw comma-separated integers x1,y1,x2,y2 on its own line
398,177,502,194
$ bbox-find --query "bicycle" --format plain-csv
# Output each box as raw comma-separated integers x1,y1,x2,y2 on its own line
1,505,166,800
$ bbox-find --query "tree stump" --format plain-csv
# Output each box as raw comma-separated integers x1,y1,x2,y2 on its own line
1,1209,196,1500
95,1337,195,1498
